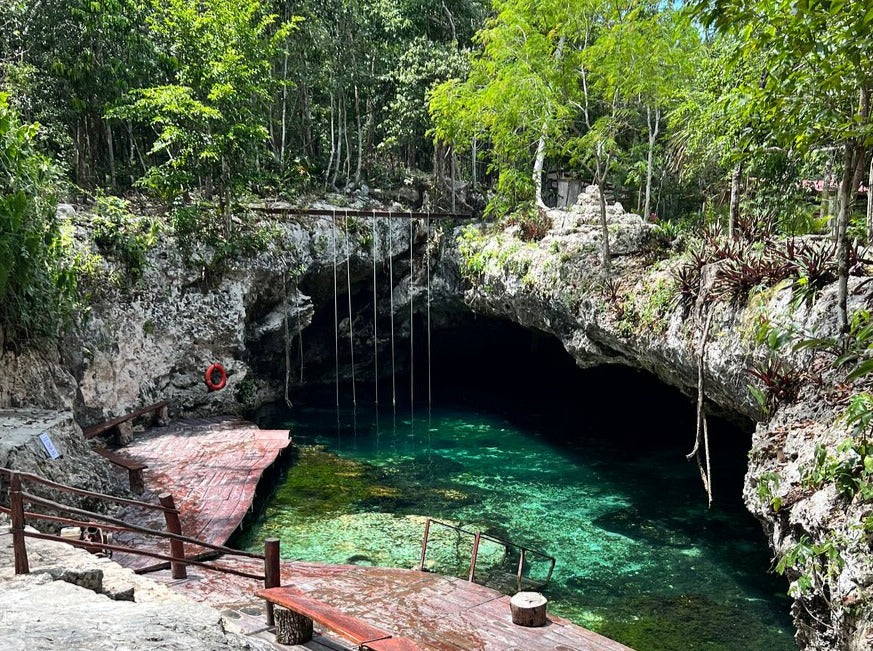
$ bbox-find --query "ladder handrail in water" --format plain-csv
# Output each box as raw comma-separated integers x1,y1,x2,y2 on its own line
417,517,556,593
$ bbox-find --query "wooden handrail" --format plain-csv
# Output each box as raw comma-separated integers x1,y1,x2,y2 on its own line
0,467,170,512
18,491,265,561
0,505,130,534
418,518,556,590
23,532,267,581
5,469,281,605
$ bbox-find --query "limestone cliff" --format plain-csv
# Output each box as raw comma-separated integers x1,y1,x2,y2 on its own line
0,192,869,648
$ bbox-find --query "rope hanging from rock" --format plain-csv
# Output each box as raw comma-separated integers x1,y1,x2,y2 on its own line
372,209,379,407
332,209,340,409
426,212,432,410
389,213,397,409
345,212,357,409
409,210,414,417
282,272,292,408
687,266,716,506
297,274,304,384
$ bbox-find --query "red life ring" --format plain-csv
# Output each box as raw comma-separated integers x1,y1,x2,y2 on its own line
204,363,227,391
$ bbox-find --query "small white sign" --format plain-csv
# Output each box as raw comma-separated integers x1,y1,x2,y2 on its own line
39,432,60,460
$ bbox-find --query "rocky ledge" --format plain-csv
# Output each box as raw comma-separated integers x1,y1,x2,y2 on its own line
0,526,273,651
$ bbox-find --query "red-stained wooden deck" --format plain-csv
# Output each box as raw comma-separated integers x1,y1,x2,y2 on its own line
102,416,631,650
150,558,632,651
107,417,290,570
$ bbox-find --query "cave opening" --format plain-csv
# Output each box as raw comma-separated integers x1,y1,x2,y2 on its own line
250,312,794,650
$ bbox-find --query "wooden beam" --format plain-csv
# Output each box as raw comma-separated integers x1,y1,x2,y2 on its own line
250,206,475,220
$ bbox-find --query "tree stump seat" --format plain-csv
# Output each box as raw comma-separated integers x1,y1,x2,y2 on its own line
510,591,548,627
256,587,420,650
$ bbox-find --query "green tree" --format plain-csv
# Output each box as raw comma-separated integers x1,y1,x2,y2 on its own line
690,0,873,334
112,0,294,225
0,94,73,343
3,0,155,187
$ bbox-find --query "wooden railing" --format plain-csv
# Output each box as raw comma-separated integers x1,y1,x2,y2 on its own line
0,467,282,625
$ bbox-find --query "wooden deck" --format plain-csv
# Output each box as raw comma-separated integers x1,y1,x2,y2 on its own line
147,557,632,651
102,415,630,650
107,417,290,570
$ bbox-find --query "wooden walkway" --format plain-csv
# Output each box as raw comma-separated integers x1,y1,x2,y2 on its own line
150,558,631,651
102,415,630,650
108,417,290,570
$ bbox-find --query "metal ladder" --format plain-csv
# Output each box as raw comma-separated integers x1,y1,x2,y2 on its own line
417,517,556,593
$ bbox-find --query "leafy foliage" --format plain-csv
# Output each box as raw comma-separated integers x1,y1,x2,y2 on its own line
90,193,159,282
0,95,76,343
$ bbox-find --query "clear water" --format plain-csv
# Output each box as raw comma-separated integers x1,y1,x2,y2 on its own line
240,394,794,651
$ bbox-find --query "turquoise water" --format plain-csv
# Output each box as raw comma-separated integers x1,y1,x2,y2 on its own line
240,392,794,651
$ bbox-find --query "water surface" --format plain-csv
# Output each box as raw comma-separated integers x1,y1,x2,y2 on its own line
240,393,794,651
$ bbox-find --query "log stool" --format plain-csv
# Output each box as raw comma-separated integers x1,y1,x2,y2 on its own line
274,606,314,645
510,591,548,627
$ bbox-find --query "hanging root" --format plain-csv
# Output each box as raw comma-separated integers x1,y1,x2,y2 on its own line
687,305,714,506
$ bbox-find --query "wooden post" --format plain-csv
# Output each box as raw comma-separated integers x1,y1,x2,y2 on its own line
156,403,169,426
264,538,280,626
468,532,481,583
418,518,431,571
128,468,145,495
115,421,134,446
9,472,29,574
159,493,186,579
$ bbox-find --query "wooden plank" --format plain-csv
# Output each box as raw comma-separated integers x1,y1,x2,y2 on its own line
83,401,170,438
365,636,422,651
257,587,391,645
94,448,148,471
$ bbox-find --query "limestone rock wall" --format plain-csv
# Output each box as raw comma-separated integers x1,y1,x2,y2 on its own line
0,409,120,514
0,192,868,648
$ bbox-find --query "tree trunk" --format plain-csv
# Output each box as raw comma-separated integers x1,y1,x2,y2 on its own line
274,608,313,645
76,121,85,186
105,121,117,189
533,36,565,212
644,106,659,220
354,85,363,184
729,163,742,239
343,95,352,183
280,48,289,165
866,154,873,243
472,135,478,191
533,126,548,211
596,159,611,271
333,95,344,188
836,141,856,336
325,92,336,189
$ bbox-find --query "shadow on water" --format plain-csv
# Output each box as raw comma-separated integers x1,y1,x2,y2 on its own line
247,316,794,651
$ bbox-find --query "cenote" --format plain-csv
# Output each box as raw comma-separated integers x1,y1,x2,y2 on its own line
238,319,795,650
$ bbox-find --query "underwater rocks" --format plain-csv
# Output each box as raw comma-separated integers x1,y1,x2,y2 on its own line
259,511,507,575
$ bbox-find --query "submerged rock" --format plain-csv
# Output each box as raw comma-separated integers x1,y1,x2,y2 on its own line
261,511,507,577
